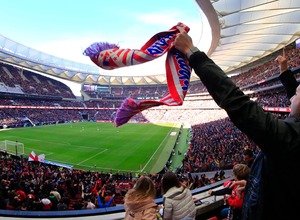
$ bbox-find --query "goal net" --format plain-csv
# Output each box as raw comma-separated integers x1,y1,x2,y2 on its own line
0,140,25,156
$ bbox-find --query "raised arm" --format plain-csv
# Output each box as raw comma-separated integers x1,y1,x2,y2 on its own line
174,25,298,155
275,49,299,99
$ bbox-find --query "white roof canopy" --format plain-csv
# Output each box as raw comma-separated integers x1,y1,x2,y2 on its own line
0,0,300,85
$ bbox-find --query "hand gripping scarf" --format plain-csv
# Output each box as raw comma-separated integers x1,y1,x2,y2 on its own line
83,22,191,127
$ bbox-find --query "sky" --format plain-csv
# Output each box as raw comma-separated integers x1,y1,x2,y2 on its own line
0,0,211,96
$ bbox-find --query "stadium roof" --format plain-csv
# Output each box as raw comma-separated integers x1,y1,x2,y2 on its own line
0,0,300,86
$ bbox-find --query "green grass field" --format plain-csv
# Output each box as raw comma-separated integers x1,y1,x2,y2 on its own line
0,122,184,174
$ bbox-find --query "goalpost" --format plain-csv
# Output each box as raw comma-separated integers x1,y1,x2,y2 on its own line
0,140,25,156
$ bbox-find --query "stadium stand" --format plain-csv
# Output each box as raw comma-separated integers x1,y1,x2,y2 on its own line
0,43,299,219
0,0,300,219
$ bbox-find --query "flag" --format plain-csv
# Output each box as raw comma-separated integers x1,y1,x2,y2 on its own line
28,151,45,162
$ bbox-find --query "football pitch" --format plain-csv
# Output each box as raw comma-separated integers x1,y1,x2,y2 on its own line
0,121,183,174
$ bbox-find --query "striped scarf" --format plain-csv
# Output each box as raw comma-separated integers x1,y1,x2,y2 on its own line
83,22,191,127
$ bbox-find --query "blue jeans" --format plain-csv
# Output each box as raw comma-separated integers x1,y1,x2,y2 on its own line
220,207,229,218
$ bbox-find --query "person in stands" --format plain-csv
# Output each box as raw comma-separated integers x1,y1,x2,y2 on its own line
208,163,250,220
161,171,196,220
96,192,115,208
242,149,255,168
124,176,159,220
174,26,300,220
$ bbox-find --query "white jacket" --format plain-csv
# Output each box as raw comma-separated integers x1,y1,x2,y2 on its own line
163,186,196,220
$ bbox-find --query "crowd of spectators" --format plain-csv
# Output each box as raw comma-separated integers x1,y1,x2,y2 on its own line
0,63,75,99
0,41,299,212
0,153,221,211
1,44,299,128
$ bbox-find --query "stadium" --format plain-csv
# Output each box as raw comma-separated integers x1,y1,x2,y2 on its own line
0,0,300,219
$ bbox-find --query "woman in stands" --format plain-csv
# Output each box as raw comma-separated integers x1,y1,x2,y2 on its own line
124,176,159,220
161,171,196,220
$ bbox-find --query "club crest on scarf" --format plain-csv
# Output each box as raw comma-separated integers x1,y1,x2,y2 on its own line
83,22,192,127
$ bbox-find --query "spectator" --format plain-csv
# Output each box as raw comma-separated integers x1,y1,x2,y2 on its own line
16,189,26,202
96,192,115,208
276,50,299,100
57,199,68,211
161,171,196,220
19,202,27,211
174,25,300,220
242,149,255,168
41,196,52,211
73,199,84,210
32,197,43,211
50,188,61,201
124,176,158,220
208,164,250,220
86,198,95,209
48,193,58,211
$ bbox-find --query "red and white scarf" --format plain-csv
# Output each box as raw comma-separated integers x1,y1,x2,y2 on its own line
83,22,191,127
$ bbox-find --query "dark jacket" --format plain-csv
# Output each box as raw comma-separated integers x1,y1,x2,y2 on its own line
279,69,298,99
96,195,114,208
189,51,300,220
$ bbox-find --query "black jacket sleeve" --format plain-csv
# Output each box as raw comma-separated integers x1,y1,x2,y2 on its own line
279,69,298,99
188,51,300,156
211,187,232,196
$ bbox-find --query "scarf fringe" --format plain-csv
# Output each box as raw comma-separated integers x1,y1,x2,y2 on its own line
114,98,163,127
114,98,139,127
83,42,119,58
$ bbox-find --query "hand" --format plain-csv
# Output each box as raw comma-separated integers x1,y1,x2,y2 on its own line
230,180,246,188
230,180,246,198
223,195,229,204
174,26,194,56
275,48,288,73
208,189,213,195
224,194,229,200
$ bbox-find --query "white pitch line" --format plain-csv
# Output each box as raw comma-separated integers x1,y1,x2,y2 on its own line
77,149,107,165
140,123,177,173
